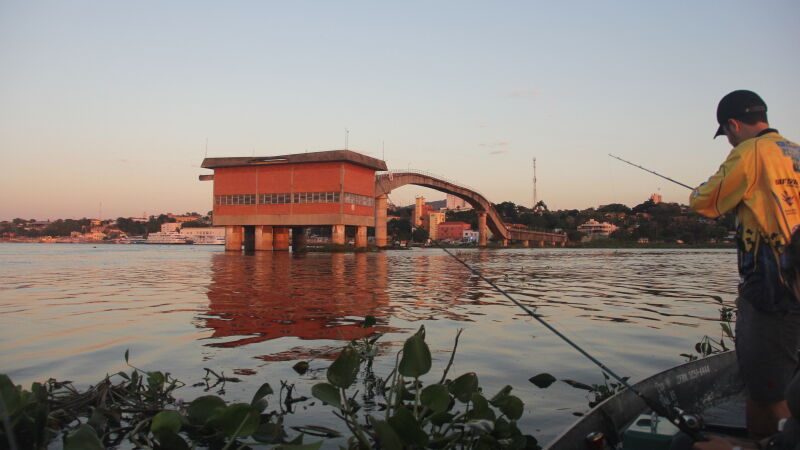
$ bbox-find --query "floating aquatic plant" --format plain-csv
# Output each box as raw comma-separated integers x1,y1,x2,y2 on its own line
0,318,538,449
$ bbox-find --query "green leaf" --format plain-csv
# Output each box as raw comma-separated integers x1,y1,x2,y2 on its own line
311,382,342,408
498,395,524,420
151,410,184,436
489,385,513,406
529,373,556,388
467,392,495,421
210,403,259,438
561,379,593,391
155,431,190,450
64,424,104,450
398,326,431,378
362,315,377,328
187,395,226,425
370,416,403,450
251,382,274,411
293,361,310,375
421,384,450,413
448,372,479,402
0,375,21,416
147,371,165,391
252,422,286,443
276,441,324,450
327,345,361,389
429,411,455,427
124,349,130,363
388,406,429,446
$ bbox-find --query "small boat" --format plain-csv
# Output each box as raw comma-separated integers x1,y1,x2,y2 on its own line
547,351,745,449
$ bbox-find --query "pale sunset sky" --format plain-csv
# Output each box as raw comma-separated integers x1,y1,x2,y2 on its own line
1,1,799,220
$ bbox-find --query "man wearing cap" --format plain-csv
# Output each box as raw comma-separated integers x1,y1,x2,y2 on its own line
690,90,800,437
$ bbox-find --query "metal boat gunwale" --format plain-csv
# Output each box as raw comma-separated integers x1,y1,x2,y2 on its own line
546,351,744,449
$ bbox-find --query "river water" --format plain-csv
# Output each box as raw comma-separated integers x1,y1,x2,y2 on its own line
0,244,737,446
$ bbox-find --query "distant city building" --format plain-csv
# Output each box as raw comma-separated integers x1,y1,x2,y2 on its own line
463,230,479,242
577,219,618,240
411,197,436,228
161,222,181,233
423,212,446,239
650,193,662,204
446,194,472,211
437,221,472,240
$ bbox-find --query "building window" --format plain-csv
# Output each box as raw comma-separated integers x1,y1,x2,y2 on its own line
217,191,369,206
343,192,374,207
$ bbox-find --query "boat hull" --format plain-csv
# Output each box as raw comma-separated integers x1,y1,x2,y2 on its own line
546,351,743,449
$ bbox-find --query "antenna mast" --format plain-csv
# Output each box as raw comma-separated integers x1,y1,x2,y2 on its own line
345,128,349,150
532,157,537,208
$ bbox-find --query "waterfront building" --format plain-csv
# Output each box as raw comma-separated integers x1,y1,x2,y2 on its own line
650,192,662,204
577,218,619,240
422,212,446,240
437,221,472,240
200,150,387,251
463,229,479,242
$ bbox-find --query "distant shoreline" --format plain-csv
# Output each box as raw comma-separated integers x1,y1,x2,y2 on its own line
0,240,736,250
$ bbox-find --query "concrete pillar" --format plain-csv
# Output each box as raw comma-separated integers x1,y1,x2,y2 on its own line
225,226,243,251
273,227,290,251
332,224,346,245
478,212,488,247
355,226,367,248
292,226,307,251
522,240,529,248
375,194,388,247
255,225,273,251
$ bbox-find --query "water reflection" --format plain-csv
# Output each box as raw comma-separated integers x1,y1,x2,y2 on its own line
202,252,392,352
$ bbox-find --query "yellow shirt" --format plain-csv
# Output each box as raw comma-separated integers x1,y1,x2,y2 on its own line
690,130,800,254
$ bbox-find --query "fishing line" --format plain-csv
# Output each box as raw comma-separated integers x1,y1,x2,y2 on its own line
426,237,704,440
609,154,693,190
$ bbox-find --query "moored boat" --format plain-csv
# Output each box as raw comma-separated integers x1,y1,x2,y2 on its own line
546,351,744,449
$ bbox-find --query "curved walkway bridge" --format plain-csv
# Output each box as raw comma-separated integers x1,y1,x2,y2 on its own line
374,170,567,247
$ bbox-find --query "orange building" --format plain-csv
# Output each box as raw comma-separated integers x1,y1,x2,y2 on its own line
201,150,387,251
437,221,472,240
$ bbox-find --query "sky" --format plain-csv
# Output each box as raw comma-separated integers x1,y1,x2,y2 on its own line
1,1,799,221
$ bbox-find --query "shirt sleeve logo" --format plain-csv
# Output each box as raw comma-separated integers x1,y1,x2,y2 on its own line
777,141,800,172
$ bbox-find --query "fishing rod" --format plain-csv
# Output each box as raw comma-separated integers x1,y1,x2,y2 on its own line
609,154,694,190
426,236,705,440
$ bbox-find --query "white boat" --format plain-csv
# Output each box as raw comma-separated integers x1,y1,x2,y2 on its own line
144,231,192,244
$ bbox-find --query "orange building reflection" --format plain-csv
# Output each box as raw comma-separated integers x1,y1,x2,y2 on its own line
201,252,390,356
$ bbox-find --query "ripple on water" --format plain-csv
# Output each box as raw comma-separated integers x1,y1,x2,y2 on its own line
0,244,737,444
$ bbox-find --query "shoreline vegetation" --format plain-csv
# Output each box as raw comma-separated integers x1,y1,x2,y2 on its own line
3,196,737,251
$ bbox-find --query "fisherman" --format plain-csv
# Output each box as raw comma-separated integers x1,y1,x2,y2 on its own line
690,90,800,438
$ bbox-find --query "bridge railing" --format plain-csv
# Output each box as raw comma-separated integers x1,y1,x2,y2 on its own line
378,169,491,204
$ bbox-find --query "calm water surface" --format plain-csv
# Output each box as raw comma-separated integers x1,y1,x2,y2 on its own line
0,244,737,445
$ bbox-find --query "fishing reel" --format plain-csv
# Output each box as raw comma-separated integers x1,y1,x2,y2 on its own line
670,406,706,441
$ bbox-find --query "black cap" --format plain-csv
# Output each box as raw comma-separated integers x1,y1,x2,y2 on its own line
714,90,767,138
